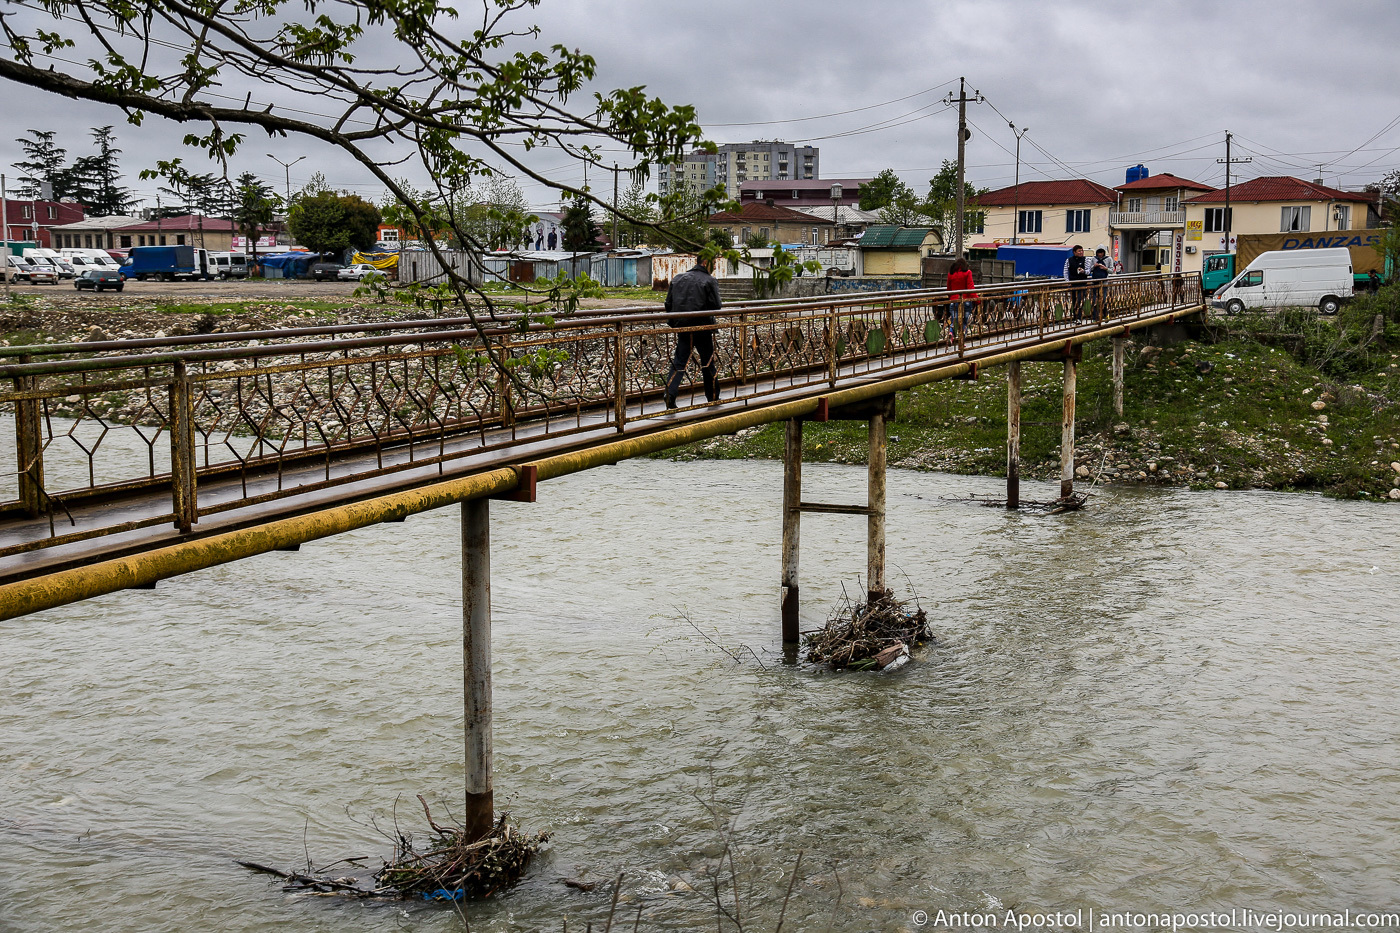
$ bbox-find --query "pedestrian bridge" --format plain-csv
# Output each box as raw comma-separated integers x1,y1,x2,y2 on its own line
0,273,1203,621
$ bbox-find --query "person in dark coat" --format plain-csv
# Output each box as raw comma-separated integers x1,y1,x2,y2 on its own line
1063,245,1089,319
663,256,722,408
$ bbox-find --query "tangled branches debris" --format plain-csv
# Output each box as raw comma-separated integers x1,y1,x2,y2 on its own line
237,797,549,902
376,806,549,901
951,492,1090,513
804,588,931,671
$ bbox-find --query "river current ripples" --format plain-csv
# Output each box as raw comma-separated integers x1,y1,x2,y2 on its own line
2,456,1397,931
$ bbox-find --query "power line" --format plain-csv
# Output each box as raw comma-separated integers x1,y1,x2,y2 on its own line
703,77,959,128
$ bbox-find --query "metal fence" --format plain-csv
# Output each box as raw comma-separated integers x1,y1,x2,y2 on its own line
0,273,1201,558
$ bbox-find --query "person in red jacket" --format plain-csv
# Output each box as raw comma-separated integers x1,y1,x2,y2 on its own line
946,258,977,337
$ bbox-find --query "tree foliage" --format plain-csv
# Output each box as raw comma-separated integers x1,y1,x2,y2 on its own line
288,191,381,254
922,159,987,240
612,178,656,247
11,129,72,199
560,194,601,252
70,126,137,216
858,168,911,211
231,172,279,263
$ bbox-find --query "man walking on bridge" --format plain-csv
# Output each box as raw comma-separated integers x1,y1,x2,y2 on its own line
664,253,723,409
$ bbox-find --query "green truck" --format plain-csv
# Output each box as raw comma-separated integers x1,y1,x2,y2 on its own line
1201,231,1390,294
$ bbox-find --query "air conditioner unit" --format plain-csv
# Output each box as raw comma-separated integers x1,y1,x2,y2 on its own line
1185,245,1197,254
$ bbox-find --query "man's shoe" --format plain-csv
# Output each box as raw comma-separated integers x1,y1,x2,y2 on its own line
664,393,678,410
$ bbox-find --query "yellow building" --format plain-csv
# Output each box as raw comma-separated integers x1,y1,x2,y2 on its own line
1181,176,1375,274
975,179,1117,255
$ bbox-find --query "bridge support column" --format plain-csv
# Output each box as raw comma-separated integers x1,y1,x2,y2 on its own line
867,411,887,602
781,418,802,644
1006,361,1021,510
1112,335,1127,418
1060,354,1077,500
14,367,44,518
461,498,494,842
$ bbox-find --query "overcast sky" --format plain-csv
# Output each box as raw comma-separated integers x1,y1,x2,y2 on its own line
3,0,1399,211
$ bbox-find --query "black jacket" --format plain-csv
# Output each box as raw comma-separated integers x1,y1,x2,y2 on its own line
664,265,722,328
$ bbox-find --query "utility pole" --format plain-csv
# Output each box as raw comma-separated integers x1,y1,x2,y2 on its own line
1009,124,1027,245
612,163,619,248
1217,131,1251,256
944,78,984,257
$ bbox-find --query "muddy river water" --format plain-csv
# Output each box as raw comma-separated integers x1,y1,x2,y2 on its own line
2,457,1397,931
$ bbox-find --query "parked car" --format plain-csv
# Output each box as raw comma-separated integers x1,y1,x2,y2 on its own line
337,263,381,281
20,261,60,285
74,268,125,292
310,262,343,281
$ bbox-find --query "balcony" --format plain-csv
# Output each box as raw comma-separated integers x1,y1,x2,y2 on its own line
1110,210,1185,228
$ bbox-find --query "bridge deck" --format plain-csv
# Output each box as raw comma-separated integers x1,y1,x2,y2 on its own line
0,274,1203,593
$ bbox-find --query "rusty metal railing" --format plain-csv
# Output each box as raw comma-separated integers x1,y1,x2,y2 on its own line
0,273,1201,557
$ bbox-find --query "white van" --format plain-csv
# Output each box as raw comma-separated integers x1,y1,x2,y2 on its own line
61,248,122,271
208,251,249,279
23,247,75,279
1211,247,1353,315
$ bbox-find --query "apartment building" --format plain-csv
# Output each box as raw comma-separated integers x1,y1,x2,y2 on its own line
659,141,819,198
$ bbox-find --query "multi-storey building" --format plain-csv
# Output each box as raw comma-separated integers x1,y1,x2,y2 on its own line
659,141,819,198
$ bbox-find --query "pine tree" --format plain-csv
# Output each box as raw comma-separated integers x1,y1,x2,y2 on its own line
12,129,74,200
74,127,137,216
560,195,602,252
231,172,278,265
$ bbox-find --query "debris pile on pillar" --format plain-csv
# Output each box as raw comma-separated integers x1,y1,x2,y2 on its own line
803,588,930,671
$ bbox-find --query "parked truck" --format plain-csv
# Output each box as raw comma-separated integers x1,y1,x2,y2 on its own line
1201,231,1389,295
119,245,212,281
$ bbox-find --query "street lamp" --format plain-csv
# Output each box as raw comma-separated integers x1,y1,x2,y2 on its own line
829,182,843,245
1009,123,1027,245
266,153,306,207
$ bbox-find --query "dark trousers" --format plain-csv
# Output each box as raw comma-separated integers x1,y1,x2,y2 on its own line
1069,282,1088,319
666,329,718,402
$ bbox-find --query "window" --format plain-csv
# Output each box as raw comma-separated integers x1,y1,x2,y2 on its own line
120,235,132,248
159,235,167,245
741,227,751,240
1238,270,1263,287
811,227,818,243
1280,206,1311,232
85,234,93,248
758,227,769,241
1017,210,1042,234
1164,196,1179,212
47,205,57,219
753,190,763,200
792,190,800,199
1126,198,1143,213
21,206,32,219
176,234,186,245
965,212,985,234
1204,207,1233,233
1334,205,1350,229
1066,209,1092,233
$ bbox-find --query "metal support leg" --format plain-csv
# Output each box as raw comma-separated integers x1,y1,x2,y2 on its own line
867,412,887,603
14,369,44,518
1006,361,1021,510
461,498,494,841
1112,335,1126,418
781,418,802,643
1060,356,1077,500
